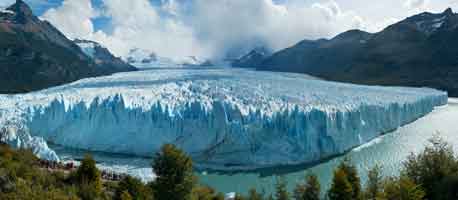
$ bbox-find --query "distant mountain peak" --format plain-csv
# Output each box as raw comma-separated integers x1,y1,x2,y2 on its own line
231,46,273,68
394,8,457,36
6,0,34,23
332,29,371,41
444,8,453,15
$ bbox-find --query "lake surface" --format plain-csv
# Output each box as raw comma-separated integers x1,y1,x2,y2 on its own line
53,98,458,195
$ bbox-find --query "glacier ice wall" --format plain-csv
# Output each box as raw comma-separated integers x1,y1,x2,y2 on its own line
0,68,449,170
24,94,446,169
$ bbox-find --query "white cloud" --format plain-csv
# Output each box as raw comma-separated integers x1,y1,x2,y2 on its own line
99,0,206,60
42,0,96,39
39,0,379,60
404,0,428,10
39,0,457,61
0,0,15,8
188,0,370,58
161,0,180,16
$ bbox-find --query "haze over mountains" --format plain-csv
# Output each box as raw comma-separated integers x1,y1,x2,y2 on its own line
236,8,458,96
0,0,135,93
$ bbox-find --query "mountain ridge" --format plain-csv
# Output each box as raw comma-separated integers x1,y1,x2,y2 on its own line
257,8,458,96
0,0,136,93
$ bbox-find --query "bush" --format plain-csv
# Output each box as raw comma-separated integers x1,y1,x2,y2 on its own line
115,176,153,200
192,185,225,200
382,176,425,200
403,137,458,199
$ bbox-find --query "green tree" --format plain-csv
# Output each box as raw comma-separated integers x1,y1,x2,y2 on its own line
294,174,320,200
152,144,195,200
74,154,102,199
247,188,263,200
364,165,383,200
403,136,458,199
328,168,353,200
338,159,362,200
275,177,290,200
383,177,400,200
382,176,425,200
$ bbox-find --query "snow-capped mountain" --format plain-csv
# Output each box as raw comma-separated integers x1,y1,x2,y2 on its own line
0,7,14,15
124,48,213,68
181,56,213,67
75,39,98,58
0,68,447,169
125,48,158,64
74,39,136,73
124,48,180,68
402,8,454,35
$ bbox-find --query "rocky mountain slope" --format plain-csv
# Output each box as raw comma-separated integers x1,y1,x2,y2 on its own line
260,8,458,96
231,47,272,68
74,39,136,73
0,0,135,93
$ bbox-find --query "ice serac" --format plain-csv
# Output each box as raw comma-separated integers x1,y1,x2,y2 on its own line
0,121,59,161
0,69,448,170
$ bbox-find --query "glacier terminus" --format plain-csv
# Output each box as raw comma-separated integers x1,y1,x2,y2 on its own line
0,68,448,170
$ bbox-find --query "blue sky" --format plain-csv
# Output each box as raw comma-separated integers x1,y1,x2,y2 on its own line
17,0,115,32
3,0,457,60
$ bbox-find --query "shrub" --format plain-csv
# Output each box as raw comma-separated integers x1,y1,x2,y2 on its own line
115,176,152,200
403,137,458,199
192,185,224,200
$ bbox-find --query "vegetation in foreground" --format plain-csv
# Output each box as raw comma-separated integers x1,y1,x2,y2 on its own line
1,136,458,200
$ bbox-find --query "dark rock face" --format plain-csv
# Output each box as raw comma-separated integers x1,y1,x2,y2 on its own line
0,0,136,94
232,47,272,68
260,8,458,96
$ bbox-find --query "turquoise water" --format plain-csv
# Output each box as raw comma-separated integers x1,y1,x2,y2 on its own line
54,99,458,196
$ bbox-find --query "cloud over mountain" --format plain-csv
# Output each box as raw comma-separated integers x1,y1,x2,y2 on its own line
38,0,458,60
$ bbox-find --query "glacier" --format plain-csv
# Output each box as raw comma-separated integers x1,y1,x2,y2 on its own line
0,68,448,170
